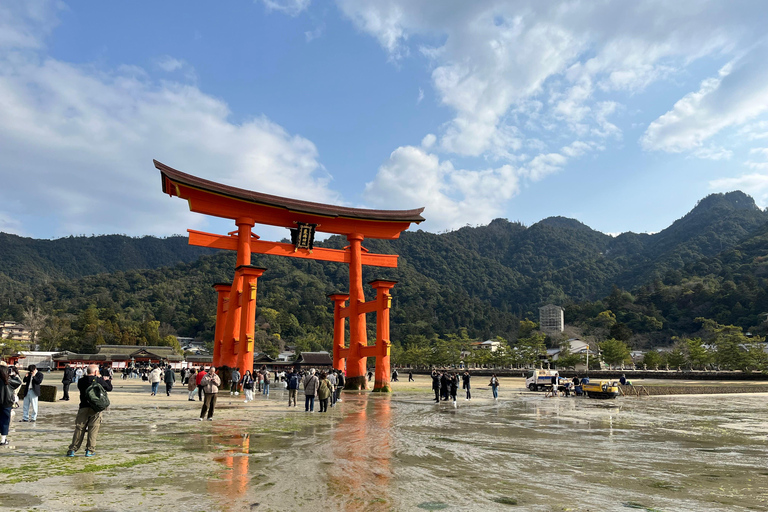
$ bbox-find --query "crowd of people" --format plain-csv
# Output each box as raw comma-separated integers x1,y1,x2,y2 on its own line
0,363,513,456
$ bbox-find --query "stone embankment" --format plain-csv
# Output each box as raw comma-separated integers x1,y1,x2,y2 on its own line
619,384,768,396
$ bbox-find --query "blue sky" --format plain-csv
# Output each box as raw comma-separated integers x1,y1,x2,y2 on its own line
2,1,768,240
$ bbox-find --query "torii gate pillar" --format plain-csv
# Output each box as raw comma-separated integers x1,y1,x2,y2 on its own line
344,233,368,390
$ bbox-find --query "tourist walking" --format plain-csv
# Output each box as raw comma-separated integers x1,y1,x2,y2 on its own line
21,364,44,422
431,371,440,403
163,365,175,396
67,364,113,457
317,372,332,412
199,367,221,421
286,368,299,407
440,371,449,401
260,366,270,396
449,373,458,405
148,366,162,396
489,374,500,400
408,370,414,382
187,369,198,401
230,368,241,396
74,366,83,384
61,364,75,401
327,370,337,407
1,362,22,446
335,370,344,402
241,370,254,402
462,371,471,400
303,369,319,412
195,367,207,401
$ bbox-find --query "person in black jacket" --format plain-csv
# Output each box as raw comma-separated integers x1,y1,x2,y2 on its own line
440,371,449,401
67,364,113,457
21,364,44,422
462,371,471,400
61,364,75,401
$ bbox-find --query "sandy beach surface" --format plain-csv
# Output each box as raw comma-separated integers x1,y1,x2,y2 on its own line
2,374,768,512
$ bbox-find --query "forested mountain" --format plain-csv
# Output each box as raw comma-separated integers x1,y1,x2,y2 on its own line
1,191,767,354
0,233,216,285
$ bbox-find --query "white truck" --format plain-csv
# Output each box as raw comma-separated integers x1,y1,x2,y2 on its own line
525,369,561,391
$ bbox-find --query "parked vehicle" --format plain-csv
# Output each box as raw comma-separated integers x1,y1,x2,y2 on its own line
582,380,620,399
525,369,561,391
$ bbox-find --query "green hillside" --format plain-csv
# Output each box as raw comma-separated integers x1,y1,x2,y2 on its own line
1,191,766,354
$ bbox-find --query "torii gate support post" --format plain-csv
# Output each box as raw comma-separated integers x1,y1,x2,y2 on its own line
370,280,396,392
234,265,266,376
212,283,232,367
219,217,255,370
329,294,349,372
344,233,368,390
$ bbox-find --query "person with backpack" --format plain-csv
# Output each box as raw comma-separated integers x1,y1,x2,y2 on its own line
67,364,112,457
286,367,300,407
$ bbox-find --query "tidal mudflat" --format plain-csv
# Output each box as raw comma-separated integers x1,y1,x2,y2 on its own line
1,377,767,511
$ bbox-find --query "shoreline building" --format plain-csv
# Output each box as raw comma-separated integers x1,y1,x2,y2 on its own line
539,304,565,334
1,321,32,344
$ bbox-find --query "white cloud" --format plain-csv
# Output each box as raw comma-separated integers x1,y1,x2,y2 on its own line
155,56,184,72
691,146,733,161
416,87,424,104
642,46,768,153
261,0,310,17
363,146,519,231
0,3,339,237
336,0,763,161
710,173,768,206
305,23,325,42
364,139,593,231
421,133,436,148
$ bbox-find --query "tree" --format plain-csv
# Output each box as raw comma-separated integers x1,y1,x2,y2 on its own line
22,306,48,350
599,338,631,369
697,318,763,371
684,337,710,369
515,321,546,368
642,349,663,370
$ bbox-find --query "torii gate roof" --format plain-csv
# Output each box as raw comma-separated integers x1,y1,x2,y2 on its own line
157,160,424,239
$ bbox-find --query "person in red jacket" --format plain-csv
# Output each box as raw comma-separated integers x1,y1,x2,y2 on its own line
195,368,207,402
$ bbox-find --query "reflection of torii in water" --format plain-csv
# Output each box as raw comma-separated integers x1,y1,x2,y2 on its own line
156,160,424,391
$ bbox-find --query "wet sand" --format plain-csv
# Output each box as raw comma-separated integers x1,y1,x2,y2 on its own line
1,375,768,511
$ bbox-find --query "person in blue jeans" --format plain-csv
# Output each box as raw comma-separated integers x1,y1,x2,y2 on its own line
302,369,319,412
260,366,270,396
489,374,499,400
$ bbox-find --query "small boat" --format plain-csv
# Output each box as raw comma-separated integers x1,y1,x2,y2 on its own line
582,380,619,399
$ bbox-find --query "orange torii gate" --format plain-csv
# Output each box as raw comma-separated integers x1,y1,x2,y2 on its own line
156,160,424,391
